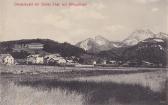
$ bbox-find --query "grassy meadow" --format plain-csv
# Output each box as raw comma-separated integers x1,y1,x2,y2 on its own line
0,65,167,105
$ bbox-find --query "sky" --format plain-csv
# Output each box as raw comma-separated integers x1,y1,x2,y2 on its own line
0,0,167,44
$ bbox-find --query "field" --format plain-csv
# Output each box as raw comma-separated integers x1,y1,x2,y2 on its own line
0,64,166,74
0,65,167,105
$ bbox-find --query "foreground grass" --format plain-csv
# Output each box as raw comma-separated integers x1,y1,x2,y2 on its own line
1,64,166,80
1,69,162,80
16,79,167,105
0,64,166,75
1,67,167,105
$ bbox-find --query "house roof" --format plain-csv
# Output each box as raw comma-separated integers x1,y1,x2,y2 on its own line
28,43,44,45
44,54,61,58
0,54,13,59
27,54,43,58
46,56,64,61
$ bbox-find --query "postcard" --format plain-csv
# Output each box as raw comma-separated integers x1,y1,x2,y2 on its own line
0,0,167,105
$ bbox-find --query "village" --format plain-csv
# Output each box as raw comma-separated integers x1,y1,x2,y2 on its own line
0,43,96,66
0,53,111,67
0,42,114,67
0,42,161,68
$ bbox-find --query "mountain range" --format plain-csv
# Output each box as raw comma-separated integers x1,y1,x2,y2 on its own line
76,29,168,53
76,36,122,53
123,29,168,46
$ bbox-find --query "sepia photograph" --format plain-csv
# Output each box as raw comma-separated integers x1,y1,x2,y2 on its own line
0,0,168,105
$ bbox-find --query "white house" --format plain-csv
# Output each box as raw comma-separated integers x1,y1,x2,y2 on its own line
66,59,74,64
93,61,97,65
102,60,107,64
0,54,14,65
57,58,66,64
27,43,44,49
44,54,66,65
109,60,117,64
13,43,44,52
27,54,44,64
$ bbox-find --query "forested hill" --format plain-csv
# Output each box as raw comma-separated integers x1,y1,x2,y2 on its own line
98,38,168,67
0,39,86,58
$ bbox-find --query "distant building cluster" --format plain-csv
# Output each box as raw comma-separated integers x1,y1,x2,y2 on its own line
0,53,159,67
27,54,67,65
13,43,44,52
27,54,44,64
0,53,71,66
0,53,118,67
26,53,78,66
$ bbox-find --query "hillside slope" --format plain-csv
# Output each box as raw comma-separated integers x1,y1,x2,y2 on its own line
0,39,85,58
98,38,168,66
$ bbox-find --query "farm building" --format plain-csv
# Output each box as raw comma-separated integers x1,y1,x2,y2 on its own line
27,54,44,64
57,59,66,64
141,61,155,67
108,60,117,64
0,54,14,65
44,54,66,65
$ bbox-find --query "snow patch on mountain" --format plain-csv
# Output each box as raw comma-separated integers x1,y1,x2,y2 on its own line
76,30,168,53
123,29,155,46
123,29,168,46
153,39,164,42
112,43,121,47
95,36,107,45
79,39,92,51
155,32,168,39
76,35,119,52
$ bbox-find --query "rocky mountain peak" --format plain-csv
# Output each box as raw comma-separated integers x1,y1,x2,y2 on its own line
122,29,155,46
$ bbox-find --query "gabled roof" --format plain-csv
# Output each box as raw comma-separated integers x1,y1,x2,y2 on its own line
27,54,43,58
44,54,61,59
46,56,64,61
27,43,44,45
0,54,13,59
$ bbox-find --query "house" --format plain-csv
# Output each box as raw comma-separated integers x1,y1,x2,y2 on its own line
27,54,44,64
57,58,66,64
66,59,76,64
46,58,58,65
108,60,117,64
0,54,14,65
93,61,97,65
141,61,155,67
44,54,66,65
102,60,107,65
47,57,66,65
27,43,44,49
66,56,80,65
80,54,103,65
13,43,44,52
